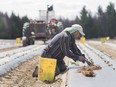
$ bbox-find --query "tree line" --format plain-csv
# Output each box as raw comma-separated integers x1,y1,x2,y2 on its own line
0,2,116,39
60,2,116,39
0,12,29,39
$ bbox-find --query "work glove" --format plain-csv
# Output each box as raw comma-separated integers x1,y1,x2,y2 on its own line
78,56,86,63
80,55,93,65
85,59,94,66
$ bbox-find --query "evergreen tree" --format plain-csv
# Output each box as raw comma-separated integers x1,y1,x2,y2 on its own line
105,2,116,38
80,6,90,38
96,6,107,37
0,12,12,39
87,12,95,38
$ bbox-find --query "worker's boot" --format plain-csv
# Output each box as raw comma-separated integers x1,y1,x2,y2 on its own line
32,66,38,77
55,66,60,76
57,61,68,74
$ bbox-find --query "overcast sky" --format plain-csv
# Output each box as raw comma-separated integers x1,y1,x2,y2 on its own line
0,0,116,20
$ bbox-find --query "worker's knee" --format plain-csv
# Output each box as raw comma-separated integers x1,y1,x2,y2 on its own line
55,64,67,76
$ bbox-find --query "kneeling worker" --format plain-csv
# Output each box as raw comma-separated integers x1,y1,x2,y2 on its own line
33,24,90,77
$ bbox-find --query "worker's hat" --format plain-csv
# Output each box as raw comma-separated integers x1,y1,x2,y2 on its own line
71,24,85,36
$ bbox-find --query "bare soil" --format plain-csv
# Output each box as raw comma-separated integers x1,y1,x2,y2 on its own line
0,46,22,52
3,40,115,87
87,41,116,60
0,56,64,87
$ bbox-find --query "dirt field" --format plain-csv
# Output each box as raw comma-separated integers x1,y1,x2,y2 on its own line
0,56,66,87
0,40,68,87
87,41,116,60
0,40,115,87
0,46,22,52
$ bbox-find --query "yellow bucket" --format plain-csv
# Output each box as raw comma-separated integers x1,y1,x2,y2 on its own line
106,36,110,40
38,58,57,82
100,38,106,43
16,38,21,43
80,36,86,44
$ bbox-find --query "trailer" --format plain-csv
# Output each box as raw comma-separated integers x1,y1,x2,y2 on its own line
33,20,48,43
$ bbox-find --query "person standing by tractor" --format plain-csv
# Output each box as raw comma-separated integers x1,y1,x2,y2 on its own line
47,18,64,38
56,21,64,33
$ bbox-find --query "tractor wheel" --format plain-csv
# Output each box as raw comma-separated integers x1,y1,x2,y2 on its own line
23,39,28,47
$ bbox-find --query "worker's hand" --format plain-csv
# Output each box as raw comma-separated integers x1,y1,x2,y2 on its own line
78,56,86,63
81,54,85,57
